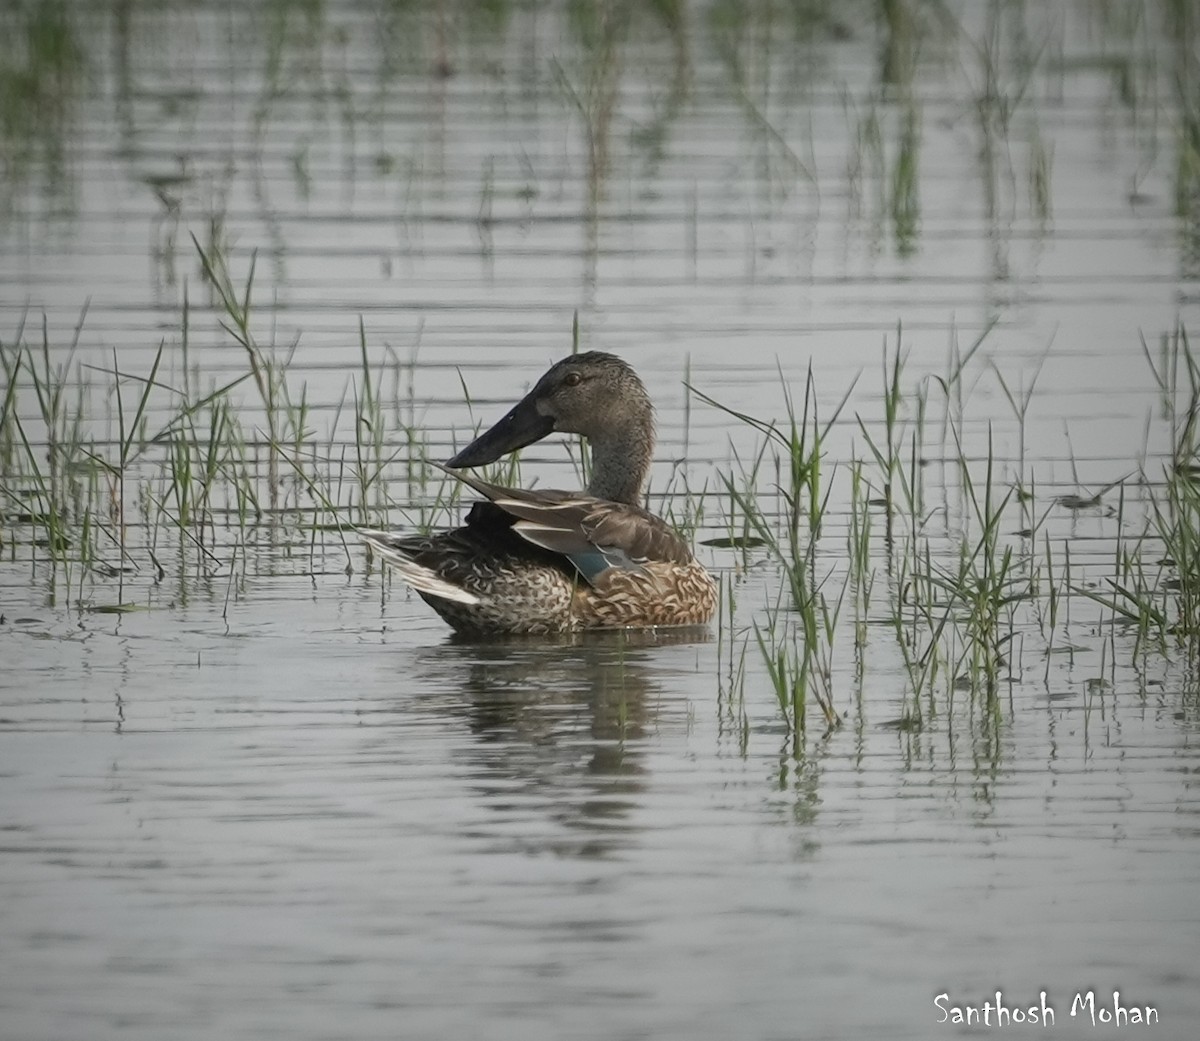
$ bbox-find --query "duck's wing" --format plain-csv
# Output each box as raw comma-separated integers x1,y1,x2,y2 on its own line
438,465,693,585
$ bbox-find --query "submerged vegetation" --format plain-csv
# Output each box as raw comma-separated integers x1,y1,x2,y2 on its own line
694,322,1200,751
3,0,1199,755
2,0,1199,252
2,251,1197,749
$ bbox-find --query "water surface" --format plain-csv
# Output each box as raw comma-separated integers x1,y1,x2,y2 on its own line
3,2,1200,1038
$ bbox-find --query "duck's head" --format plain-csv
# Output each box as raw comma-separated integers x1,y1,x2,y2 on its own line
447,351,654,473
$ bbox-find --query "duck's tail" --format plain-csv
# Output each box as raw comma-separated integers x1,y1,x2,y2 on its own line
359,530,481,605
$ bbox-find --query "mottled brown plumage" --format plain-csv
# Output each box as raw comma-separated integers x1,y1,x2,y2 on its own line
361,352,717,635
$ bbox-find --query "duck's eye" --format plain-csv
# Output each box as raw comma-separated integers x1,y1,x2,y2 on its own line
563,371,583,388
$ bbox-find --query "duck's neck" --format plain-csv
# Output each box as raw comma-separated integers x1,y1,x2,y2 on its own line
586,425,652,505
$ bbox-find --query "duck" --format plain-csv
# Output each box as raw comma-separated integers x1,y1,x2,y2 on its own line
360,351,717,635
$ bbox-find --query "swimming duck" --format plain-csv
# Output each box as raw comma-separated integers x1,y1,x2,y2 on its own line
360,351,716,635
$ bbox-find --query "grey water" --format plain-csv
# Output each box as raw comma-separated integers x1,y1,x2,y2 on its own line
2,2,1199,1038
